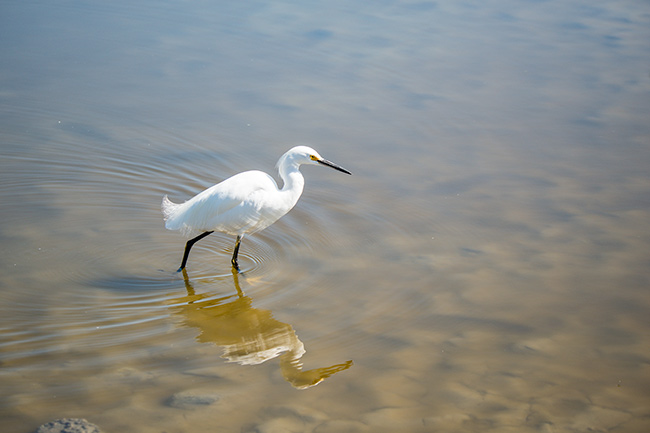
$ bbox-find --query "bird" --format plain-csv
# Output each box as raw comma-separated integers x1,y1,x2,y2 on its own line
162,146,352,272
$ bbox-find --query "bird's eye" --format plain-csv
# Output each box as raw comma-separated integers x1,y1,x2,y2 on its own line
310,155,319,161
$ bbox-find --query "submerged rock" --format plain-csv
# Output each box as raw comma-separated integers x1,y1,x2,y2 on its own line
166,390,221,409
35,418,103,433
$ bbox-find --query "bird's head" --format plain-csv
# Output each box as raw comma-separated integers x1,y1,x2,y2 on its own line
278,146,352,175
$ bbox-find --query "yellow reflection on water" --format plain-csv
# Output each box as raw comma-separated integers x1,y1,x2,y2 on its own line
169,269,352,389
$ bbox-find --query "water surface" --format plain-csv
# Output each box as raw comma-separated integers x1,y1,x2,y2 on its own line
1,1,649,432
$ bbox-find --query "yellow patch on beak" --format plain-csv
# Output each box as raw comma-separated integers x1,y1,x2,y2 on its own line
310,155,319,161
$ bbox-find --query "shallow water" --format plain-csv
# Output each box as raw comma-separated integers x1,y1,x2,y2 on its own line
1,1,649,432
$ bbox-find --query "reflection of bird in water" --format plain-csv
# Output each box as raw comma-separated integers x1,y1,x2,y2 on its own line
162,146,352,272
169,269,352,389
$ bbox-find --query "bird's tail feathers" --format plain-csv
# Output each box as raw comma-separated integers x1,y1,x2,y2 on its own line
161,195,179,222
161,195,203,237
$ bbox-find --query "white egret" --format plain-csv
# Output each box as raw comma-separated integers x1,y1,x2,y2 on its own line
162,146,351,271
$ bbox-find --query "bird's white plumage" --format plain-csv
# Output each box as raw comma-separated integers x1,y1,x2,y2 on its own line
162,170,290,238
162,146,350,239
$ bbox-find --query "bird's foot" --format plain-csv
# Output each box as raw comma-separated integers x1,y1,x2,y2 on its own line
231,260,242,274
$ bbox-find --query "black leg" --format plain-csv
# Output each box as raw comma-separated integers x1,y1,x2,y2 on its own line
177,231,213,272
231,235,242,271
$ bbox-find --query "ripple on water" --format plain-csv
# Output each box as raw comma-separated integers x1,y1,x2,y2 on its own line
1,93,437,379
0,107,373,370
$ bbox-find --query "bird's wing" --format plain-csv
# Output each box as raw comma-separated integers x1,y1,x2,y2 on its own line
165,170,279,237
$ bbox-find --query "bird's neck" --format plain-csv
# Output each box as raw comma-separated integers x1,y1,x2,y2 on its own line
279,165,305,208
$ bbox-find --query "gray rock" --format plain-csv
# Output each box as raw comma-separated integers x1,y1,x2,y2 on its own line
35,418,102,433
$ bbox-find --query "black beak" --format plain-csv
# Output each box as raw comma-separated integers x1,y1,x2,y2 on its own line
317,158,352,175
